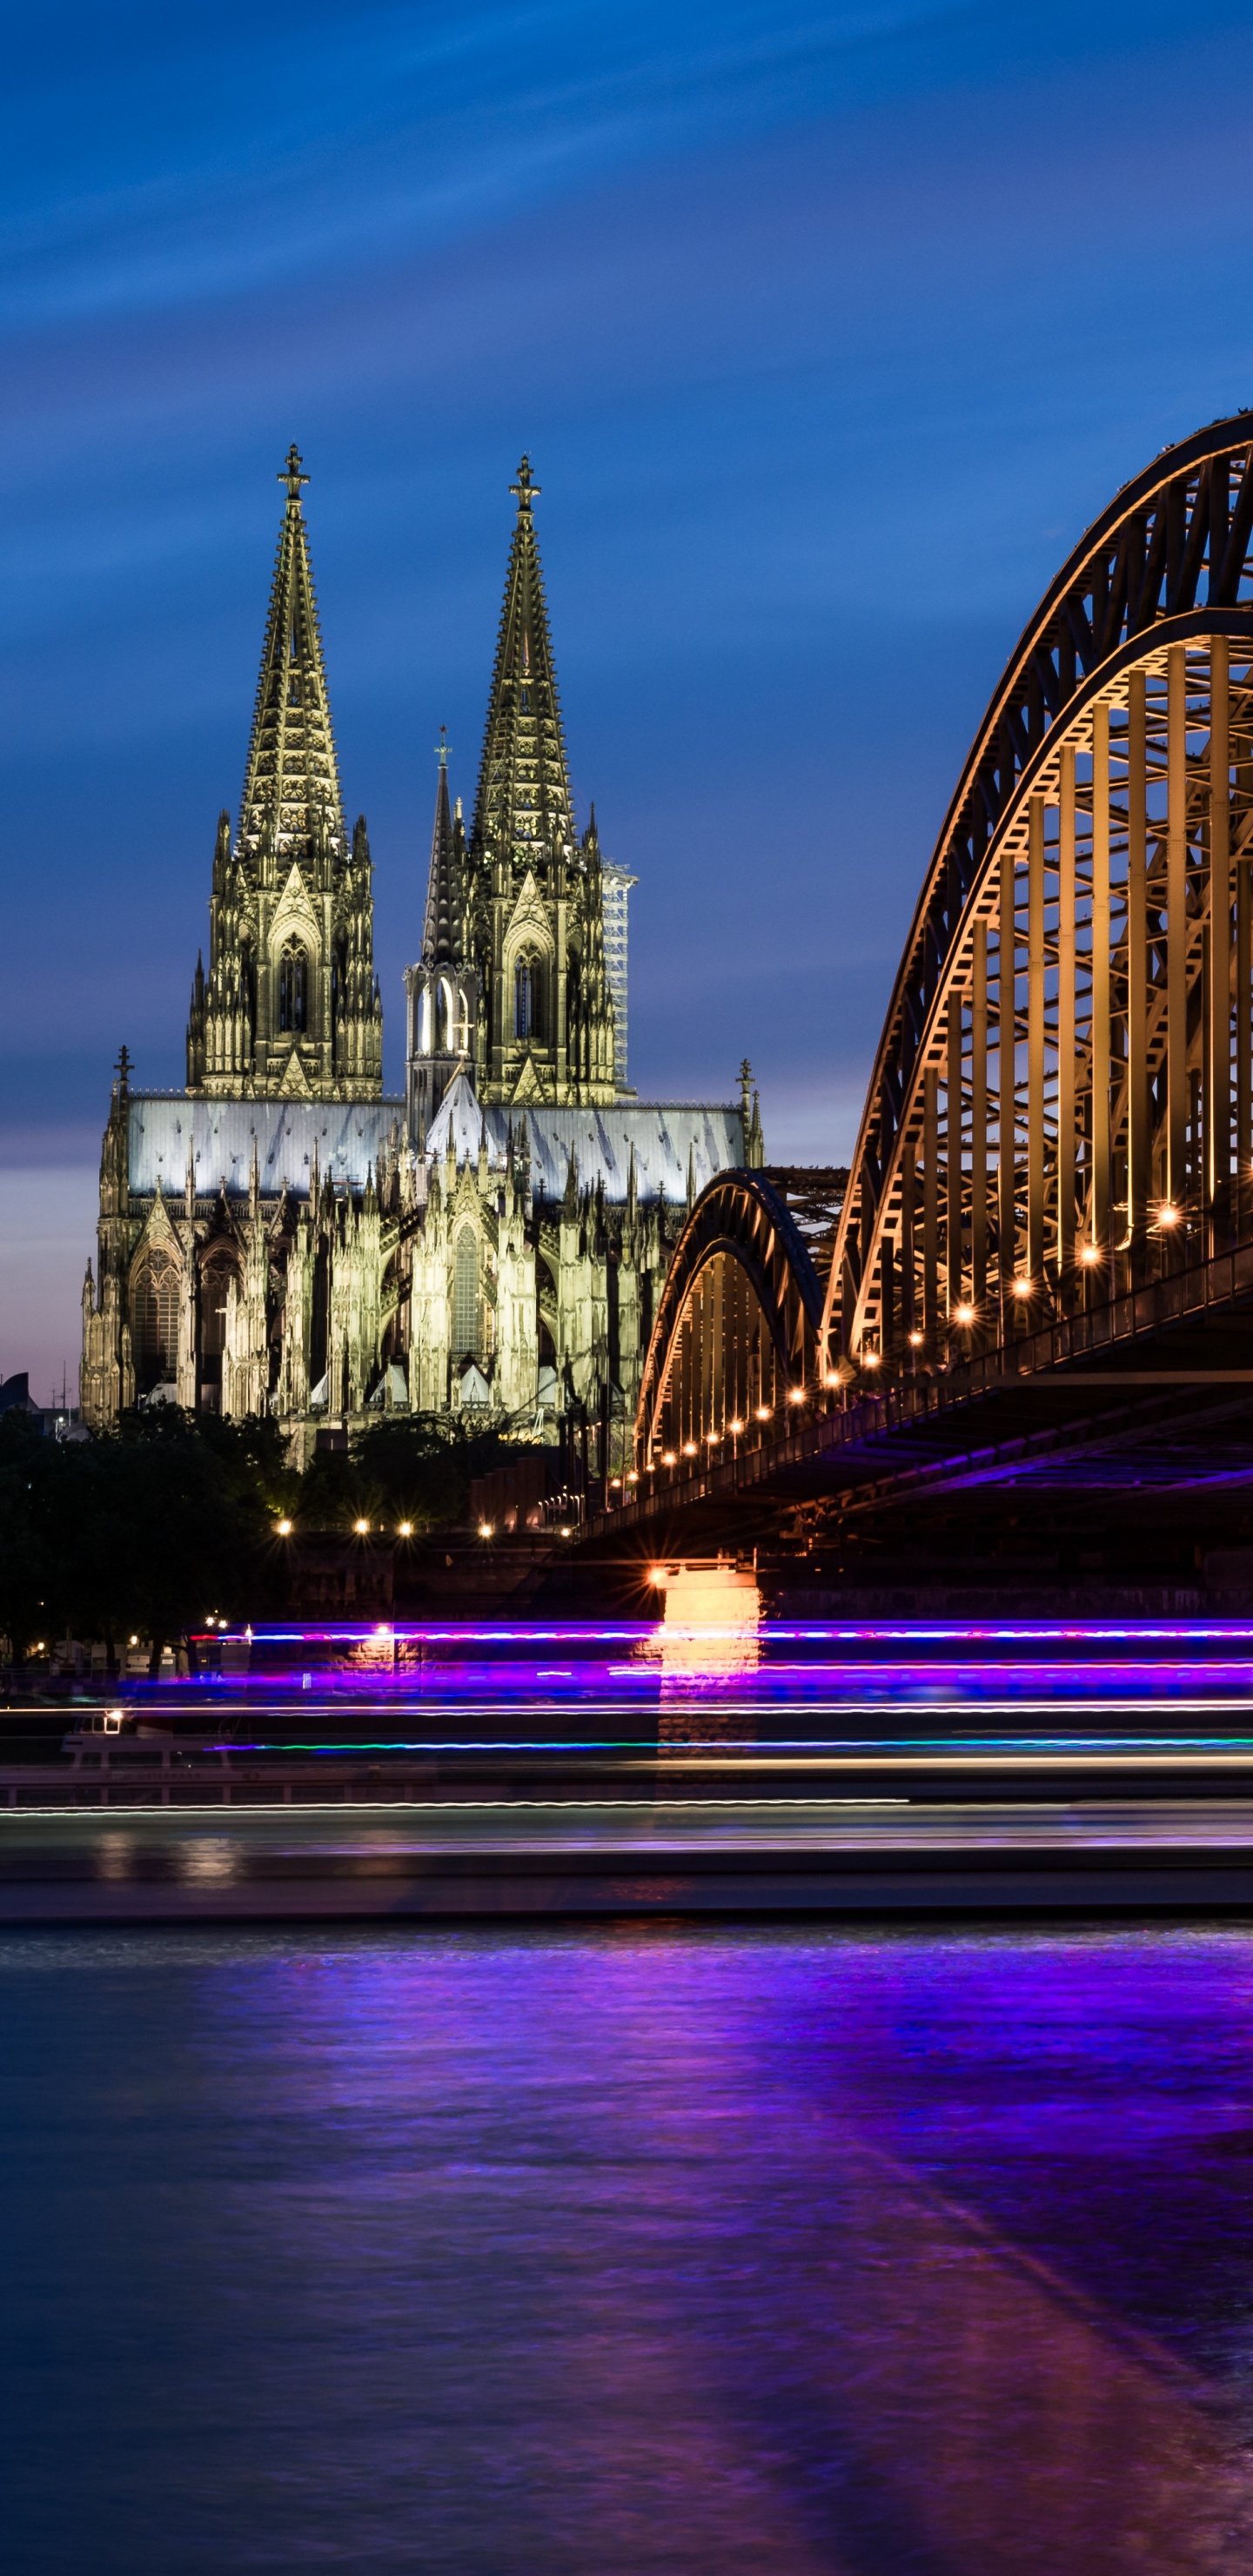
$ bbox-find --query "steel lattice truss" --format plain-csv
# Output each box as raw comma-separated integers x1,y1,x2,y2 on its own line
822,415,1253,1372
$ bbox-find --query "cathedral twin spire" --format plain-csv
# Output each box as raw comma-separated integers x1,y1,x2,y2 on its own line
187,446,382,1102
188,444,619,1120
470,453,577,876
237,442,347,869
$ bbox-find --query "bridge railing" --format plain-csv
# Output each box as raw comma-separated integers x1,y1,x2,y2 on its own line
598,1226,1253,1537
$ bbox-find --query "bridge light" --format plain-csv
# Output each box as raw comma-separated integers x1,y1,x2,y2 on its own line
626,1470,639,1483
609,1475,622,1486
1157,1202,1181,1228
861,1352,881,1370
661,1450,677,1465
681,1440,698,1456
787,1387,807,1404
728,1418,744,1433
952,1304,975,1326
754,1405,772,1419
1012,1278,1033,1299
908,1331,923,1348
649,1566,665,1584
1080,1244,1100,1266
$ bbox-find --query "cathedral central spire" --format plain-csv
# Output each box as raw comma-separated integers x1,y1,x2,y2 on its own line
421,728,462,970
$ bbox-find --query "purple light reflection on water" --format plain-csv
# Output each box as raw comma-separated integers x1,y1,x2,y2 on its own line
3,1923,1253,2572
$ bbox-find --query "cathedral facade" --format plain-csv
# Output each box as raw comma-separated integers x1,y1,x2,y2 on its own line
80,449,761,1457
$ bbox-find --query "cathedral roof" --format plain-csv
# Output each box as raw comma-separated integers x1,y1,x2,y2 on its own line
470,455,575,872
128,1097,404,1199
425,1073,747,1205
237,446,347,865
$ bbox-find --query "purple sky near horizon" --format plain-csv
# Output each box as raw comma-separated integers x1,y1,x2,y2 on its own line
3,0,1253,1394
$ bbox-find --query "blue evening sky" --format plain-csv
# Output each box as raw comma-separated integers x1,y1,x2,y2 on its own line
3,0,1253,1391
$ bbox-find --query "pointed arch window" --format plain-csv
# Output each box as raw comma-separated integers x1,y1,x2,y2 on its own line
515,952,542,1043
453,1232,479,1359
131,1251,181,1384
198,1247,240,1359
279,941,308,1034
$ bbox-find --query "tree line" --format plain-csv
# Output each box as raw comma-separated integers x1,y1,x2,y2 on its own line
0,1408,535,1668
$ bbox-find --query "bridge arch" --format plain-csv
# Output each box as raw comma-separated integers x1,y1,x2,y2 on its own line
635,1171,824,1464
823,414,1253,1377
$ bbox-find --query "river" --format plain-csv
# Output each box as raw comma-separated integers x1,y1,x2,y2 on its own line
4,1919,1253,2571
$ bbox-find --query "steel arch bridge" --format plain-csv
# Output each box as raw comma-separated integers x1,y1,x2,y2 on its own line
634,1171,825,1463
628,414,1253,1500
826,412,1253,1372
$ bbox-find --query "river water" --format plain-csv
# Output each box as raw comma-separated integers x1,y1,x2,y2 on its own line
5,1920,1253,2572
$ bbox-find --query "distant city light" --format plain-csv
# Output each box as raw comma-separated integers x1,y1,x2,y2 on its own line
275,1518,292,1536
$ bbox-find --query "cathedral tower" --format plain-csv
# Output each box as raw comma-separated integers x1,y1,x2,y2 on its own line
186,446,383,1101
466,458,618,1108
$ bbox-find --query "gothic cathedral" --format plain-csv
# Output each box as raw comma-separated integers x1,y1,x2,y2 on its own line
80,450,762,1455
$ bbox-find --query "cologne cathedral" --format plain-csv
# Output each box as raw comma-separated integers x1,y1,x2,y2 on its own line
80,448,761,1456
